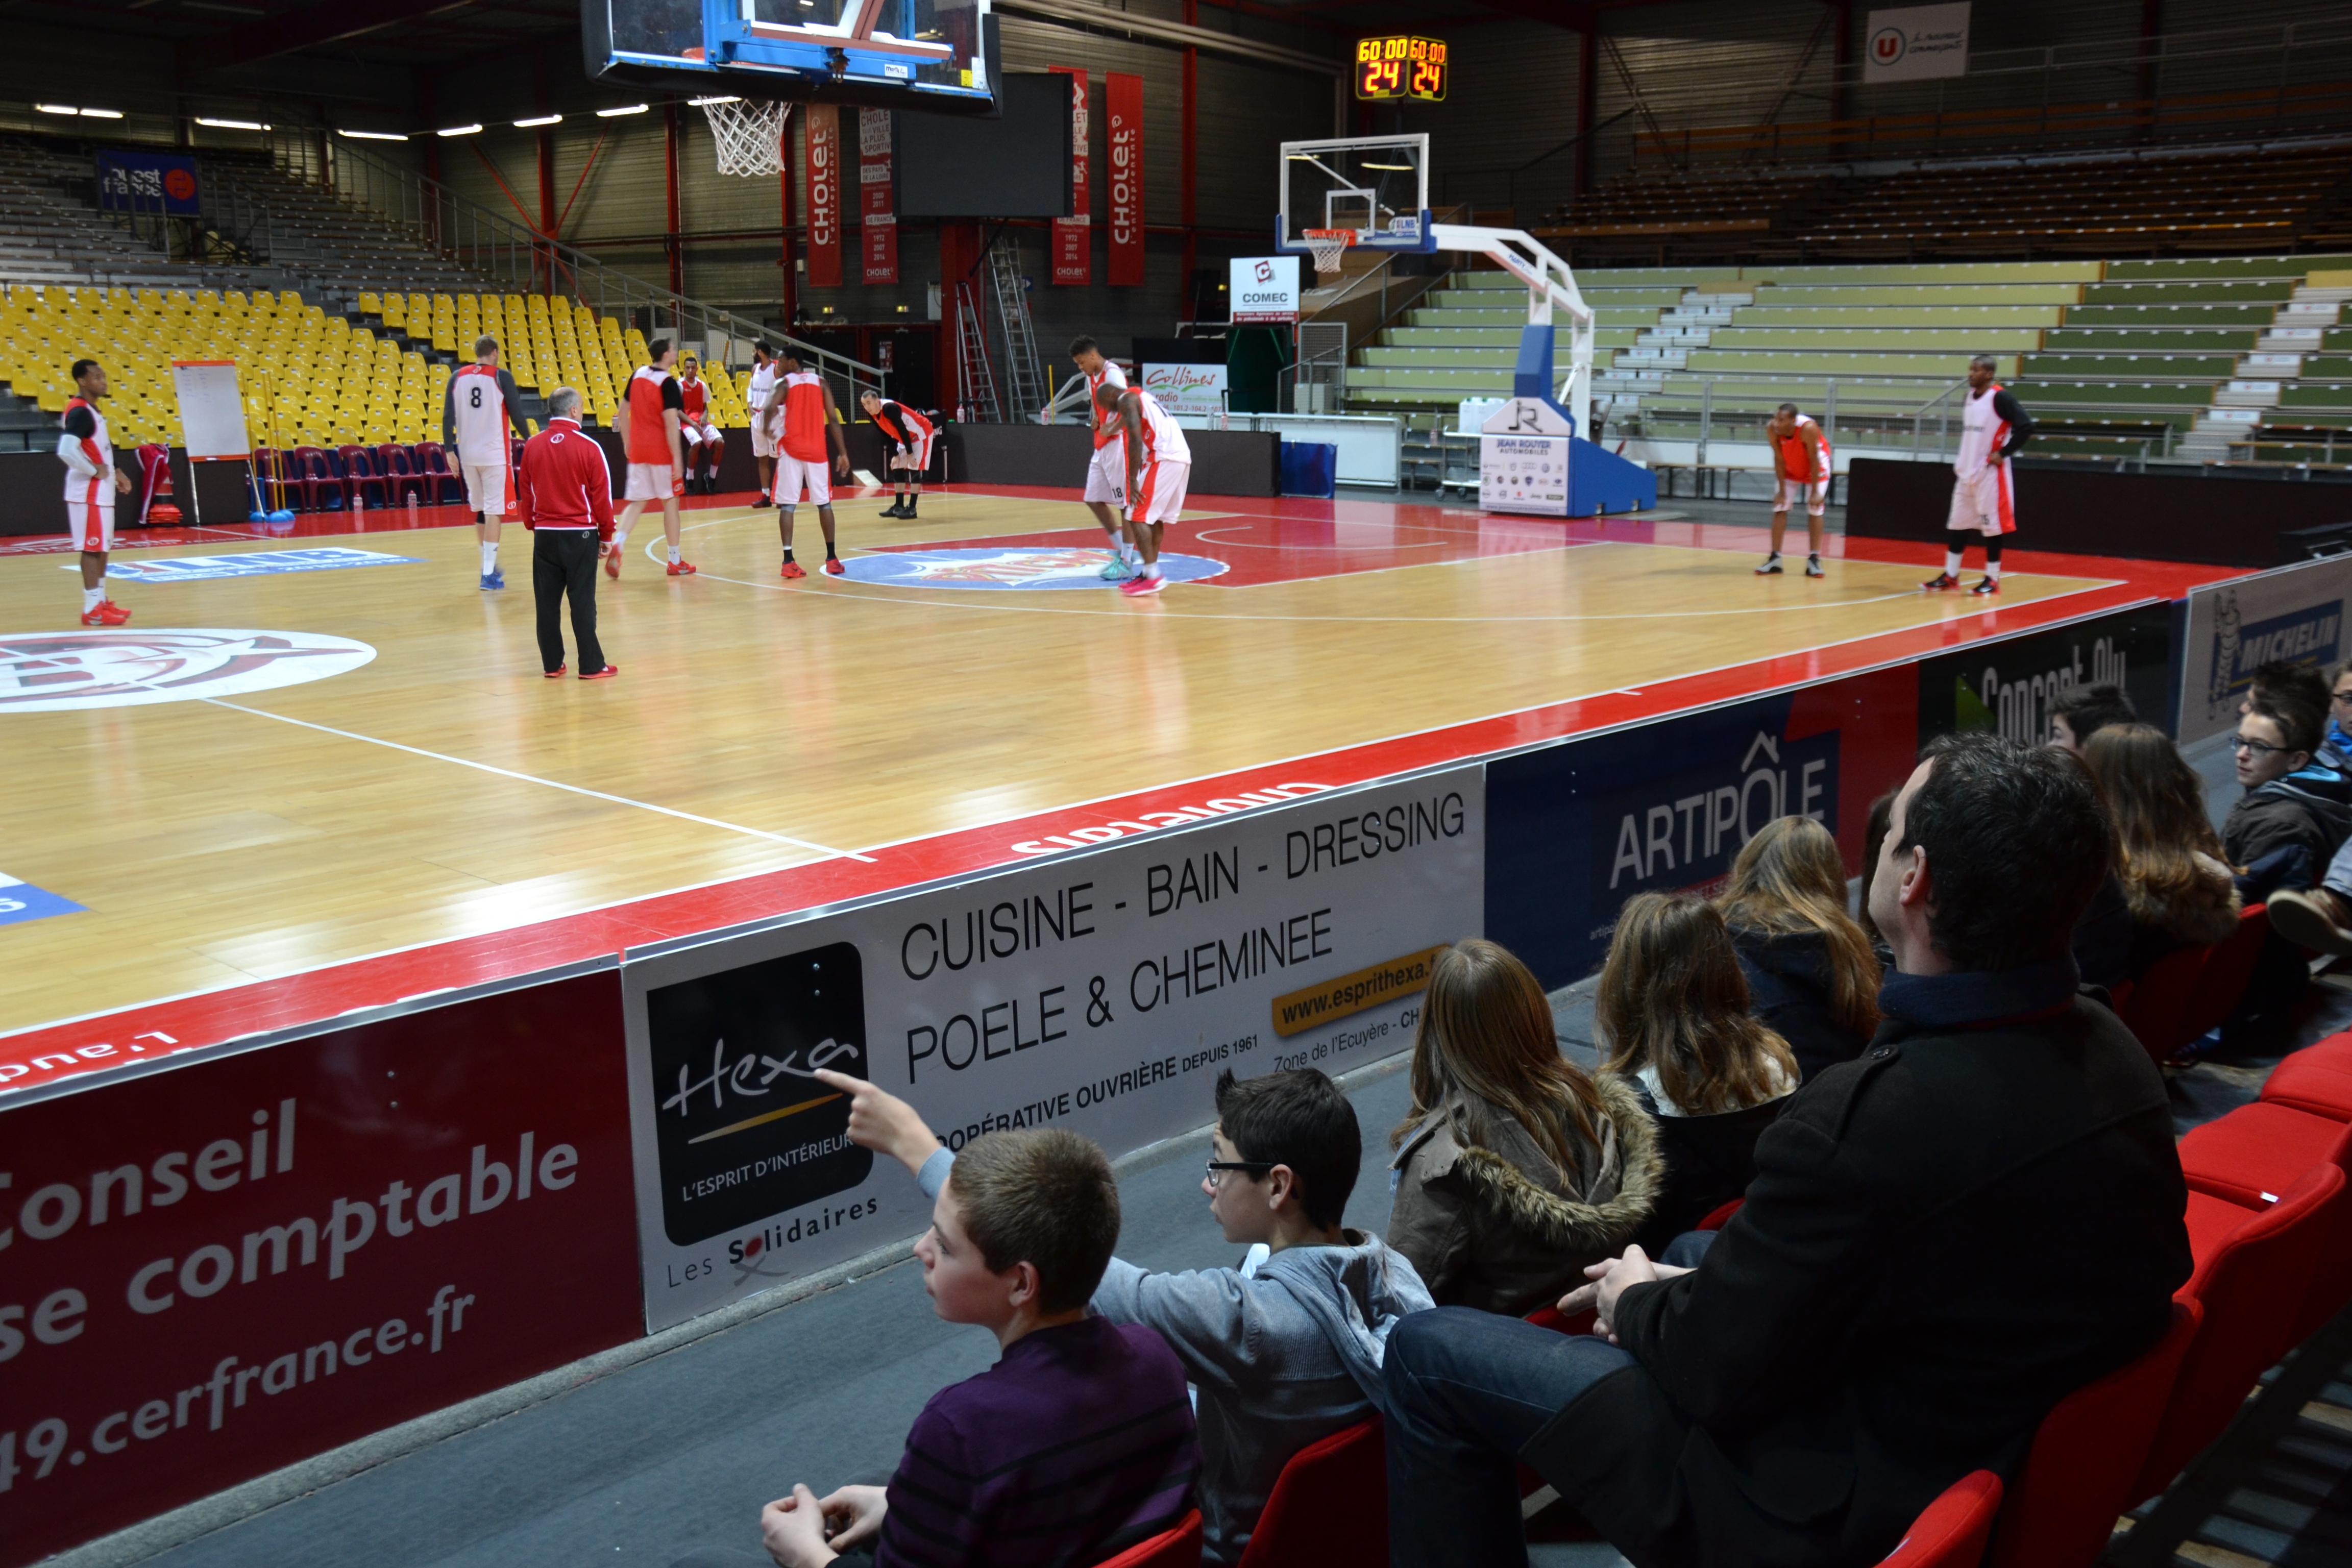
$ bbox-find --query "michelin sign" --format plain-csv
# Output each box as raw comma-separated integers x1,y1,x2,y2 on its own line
2179,556,2352,745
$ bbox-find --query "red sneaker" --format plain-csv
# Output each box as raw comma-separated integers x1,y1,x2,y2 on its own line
823,557,845,576
543,665,567,679
89,600,132,625
580,664,621,681
1119,574,1164,597
781,560,806,579
1921,572,1961,592
666,559,697,577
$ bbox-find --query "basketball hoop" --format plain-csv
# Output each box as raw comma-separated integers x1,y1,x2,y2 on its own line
1303,228,1357,276
699,96,790,178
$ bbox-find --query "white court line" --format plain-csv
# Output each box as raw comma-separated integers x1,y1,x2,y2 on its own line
654,520,2012,622
7,649,871,863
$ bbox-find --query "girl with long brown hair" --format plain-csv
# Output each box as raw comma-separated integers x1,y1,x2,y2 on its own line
1717,815,1882,1080
1600,892,1800,1244
2082,723,2240,974
1387,939,1660,1316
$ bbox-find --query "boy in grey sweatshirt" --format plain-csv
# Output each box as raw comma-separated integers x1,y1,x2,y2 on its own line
818,1066,1432,1566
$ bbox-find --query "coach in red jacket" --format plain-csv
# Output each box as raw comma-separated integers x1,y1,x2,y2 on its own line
516,387,618,680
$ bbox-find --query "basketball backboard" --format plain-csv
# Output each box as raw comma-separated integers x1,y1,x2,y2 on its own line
584,0,998,112
1277,134,1434,256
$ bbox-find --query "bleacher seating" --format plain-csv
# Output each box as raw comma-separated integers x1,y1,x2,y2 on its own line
0,280,753,506
1343,252,2352,470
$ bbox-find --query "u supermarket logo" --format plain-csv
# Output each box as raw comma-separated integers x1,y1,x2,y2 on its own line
1872,27,1906,63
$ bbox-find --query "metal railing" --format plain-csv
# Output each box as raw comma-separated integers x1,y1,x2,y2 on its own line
252,130,888,405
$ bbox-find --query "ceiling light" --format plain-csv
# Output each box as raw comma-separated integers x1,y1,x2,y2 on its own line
1361,161,1415,170
35,104,79,115
340,129,410,141
595,104,649,117
437,124,484,137
196,117,270,130
513,114,562,127
79,108,125,119
688,95,741,106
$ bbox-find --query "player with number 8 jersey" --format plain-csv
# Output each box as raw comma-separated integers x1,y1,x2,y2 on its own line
442,335,529,591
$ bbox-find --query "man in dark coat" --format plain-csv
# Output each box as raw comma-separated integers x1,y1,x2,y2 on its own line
1380,734,2192,1568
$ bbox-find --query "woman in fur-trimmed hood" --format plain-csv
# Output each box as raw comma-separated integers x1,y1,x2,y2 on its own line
1387,940,1662,1317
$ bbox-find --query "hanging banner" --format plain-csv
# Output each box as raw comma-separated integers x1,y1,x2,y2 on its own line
95,152,202,216
857,108,898,287
805,105,841,289
1106,72,1145,287
1863,3,1970,82
1047,67,1091,285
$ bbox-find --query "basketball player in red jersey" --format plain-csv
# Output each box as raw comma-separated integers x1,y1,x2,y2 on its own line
609,337,696,579
766,348,852,577
1759,402,1830,579
859,392,935,518
1096,381,1191,598
677,354,727,495
59,358,131,625
1069,336,1134,580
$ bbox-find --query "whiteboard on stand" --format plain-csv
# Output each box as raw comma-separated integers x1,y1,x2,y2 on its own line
171,360,250,460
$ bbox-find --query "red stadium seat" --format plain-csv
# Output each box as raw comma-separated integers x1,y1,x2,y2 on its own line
285,446,344,511
2183,1102,2352,1340
336,444,390,508
2131,1165,2343,1502
1985,1300,2199,1568
2259,1039,2352,1120
1879,1471,2002,1568
411,441,465,506
1093,1509,1203,1568
1233,1417,1385,1568
2179,906,2270,1043
2119,943,2210,1063
375,443,427,505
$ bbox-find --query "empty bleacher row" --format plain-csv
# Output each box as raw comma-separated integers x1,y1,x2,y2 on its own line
1342,253,2352,470
1535,140,2352,265
0,282,749,469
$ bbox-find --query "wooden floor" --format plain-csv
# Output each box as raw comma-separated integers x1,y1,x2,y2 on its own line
0,489,2118,1036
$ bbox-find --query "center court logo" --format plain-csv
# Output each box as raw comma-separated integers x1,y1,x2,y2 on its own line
842,547,1229,591
0,628,376,713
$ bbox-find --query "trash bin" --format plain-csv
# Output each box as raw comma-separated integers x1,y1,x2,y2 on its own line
1280,439,1338,498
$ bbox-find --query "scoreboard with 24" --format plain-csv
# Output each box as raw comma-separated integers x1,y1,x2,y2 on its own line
1354,35,1447,102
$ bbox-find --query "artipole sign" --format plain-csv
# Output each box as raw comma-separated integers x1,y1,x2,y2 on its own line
620,769,1485,1330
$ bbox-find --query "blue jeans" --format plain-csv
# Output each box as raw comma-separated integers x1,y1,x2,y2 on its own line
1382,1232,1716,1568
1382,1309,1636,1568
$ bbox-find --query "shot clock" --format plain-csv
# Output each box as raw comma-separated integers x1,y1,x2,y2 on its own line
1354,35,1447,103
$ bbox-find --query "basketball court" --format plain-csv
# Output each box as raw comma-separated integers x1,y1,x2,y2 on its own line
0,487,2224,1049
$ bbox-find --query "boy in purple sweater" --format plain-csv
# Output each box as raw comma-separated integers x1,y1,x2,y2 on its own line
747,1126,1198,1567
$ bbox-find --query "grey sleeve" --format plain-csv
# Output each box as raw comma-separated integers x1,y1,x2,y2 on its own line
1090,1258,1254,1390
502,370,528,437
916,1147,952,1199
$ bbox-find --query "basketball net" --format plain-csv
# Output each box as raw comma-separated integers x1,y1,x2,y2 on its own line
1303,228,1356,277
702,97,790,178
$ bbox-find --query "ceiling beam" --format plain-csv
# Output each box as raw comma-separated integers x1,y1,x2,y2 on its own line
178,0,476,77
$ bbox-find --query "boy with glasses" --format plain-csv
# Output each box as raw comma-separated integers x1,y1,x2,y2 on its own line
2262,661,2352,955
818,1065,1431,1567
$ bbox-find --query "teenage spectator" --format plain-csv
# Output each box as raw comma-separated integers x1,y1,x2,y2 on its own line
1717,816,1881,1080
2081,723,2241,975
2048,681,2136,754
688,1126,1198,1568
1386,940,1660,1317
1379,734,2191,1568
2244,661,2348,776
820,1067,1429,1567
1599,893,1800,1245
2225,692,2352,891
2328,658,2352,757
